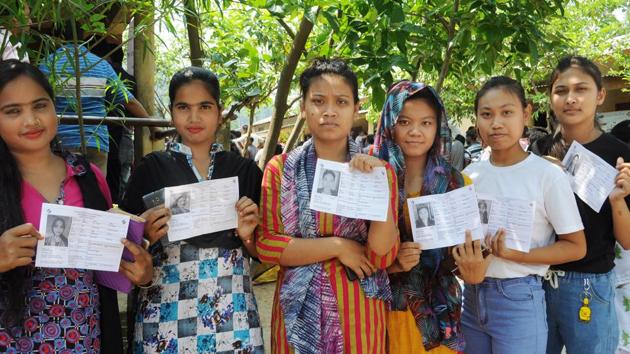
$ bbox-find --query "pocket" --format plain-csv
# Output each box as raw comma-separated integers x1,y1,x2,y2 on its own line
499,282,534,301
589,276,613,305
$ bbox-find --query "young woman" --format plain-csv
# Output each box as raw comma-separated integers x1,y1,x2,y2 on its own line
531,56,630,354
461,76,586,353
121,67,264,353
0,59,153,353
256,58,399,354
373,81,488,353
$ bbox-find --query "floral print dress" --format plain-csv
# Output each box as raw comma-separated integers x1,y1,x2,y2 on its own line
0,267,101,354
0,157,110,354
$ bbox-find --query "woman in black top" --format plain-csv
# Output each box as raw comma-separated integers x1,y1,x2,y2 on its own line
121,67,264,353
533,56,630,354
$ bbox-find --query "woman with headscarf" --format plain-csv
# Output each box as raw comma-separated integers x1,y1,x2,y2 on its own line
373,81,488,353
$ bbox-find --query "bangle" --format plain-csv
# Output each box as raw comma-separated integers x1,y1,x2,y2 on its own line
138,279,155,289
235,230,254,244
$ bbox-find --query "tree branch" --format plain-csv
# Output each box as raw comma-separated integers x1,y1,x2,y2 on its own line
184,0,205,67
435,0,460,93
283,115,306,153
259,7,319,169
276,18,295,40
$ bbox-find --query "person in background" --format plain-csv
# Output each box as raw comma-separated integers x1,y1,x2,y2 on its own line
90,39,137,203
363,133,375,154
254,137,266,164
464,127,482,167
39,23,151,175
450,133,465,170
234,124,249,153
356,128,368,150
247,136,258,160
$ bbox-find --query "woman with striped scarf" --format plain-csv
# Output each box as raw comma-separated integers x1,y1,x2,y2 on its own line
257,58,400,354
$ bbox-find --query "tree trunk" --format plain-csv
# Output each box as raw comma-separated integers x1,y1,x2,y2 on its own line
216,124,231,151
434,42,454,94
283,115,306,153
133,9,156,160
184,0,205,67
258,8,319,169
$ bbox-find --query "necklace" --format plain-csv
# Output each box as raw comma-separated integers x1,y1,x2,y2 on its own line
54,180,66,205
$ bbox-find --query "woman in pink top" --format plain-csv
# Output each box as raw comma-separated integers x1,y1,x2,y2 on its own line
0,59,153,353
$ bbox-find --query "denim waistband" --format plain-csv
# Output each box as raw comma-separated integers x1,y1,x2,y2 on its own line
477,275,542,288
544,269,615,289
546,269,615,280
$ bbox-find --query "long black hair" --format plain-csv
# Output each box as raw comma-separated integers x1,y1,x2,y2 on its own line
0,59,55,327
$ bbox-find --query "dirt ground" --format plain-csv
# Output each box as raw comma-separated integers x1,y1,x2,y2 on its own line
253,282,276,353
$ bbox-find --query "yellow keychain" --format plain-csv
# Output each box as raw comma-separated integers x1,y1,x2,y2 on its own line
579,279,592,323
579,297,591,322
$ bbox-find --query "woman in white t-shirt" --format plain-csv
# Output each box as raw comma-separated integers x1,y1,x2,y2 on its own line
461,76,586,354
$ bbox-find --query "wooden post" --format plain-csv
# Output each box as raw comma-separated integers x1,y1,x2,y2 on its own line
133,9,157,161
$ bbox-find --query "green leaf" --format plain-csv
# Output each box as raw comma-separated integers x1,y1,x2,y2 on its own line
370,82,386,110
322,9,340,32
390,5,405,24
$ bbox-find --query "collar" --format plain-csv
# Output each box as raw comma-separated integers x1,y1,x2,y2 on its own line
166,141,224,181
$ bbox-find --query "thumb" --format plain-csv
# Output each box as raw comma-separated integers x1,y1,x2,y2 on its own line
618,157,625,168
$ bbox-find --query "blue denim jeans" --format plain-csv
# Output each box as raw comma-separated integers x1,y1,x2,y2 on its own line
462,275,547,354
544,270,619,354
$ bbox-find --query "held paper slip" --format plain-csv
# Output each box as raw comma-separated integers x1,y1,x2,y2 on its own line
309,159,390,221
164,177,239,242
94,207,145,293
406,185,484,250
562,141,618,212
477,193,536,252
35,203,130,272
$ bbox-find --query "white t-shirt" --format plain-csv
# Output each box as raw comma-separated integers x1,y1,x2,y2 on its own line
464,153,584,278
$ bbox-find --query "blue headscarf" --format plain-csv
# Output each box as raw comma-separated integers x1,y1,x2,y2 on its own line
373,80,466,351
